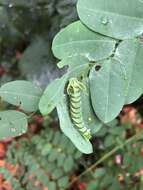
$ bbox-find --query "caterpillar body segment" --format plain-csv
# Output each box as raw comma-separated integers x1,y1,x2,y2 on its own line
67,78,92,141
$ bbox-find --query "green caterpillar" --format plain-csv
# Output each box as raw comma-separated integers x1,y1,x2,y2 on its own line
67,78,92,141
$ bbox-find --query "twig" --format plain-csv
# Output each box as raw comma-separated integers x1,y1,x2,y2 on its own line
67,131,142,189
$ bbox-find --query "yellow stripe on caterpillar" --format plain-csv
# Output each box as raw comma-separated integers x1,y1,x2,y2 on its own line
67,78,92,141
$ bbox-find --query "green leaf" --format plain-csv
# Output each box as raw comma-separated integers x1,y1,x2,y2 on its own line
109,179,121,190
41,143,52,156
95,127,107,137
104,135,115,147
0,80,42,112
63,156,74,172
48,182,56,190
87,181,99,190
77,0,143,40
100,175,113,187
81,78,103,134
109,127,125,136
52,21,116,60
53,131,61,145
89,58,125,123
52,169,63,180
0,110,27,139
39,75,67,116
48,149,59,162
123,153,132,166
57,154,66,167
93,168,106,178
58,176,69,188
56,96,93,154
115,39,143,104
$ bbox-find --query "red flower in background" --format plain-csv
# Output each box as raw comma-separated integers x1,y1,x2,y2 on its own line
78,182,87,190
0,143,6,159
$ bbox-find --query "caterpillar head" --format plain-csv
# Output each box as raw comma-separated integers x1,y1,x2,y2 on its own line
67,78,86,95
84,129,92,141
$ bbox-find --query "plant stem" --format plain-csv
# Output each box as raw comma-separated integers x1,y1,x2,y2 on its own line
67,132,142,189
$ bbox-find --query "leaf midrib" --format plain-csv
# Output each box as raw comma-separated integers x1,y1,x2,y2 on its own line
104,63,111,122
54,39,115,48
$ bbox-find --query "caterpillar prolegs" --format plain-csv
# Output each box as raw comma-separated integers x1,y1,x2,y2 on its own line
67,78,92,141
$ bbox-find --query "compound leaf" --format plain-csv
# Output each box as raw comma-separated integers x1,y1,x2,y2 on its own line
77,0,143,40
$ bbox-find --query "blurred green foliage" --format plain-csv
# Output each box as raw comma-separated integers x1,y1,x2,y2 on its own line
85,120,143,190
1,125,82,190
0,0,77,86
1,114,143,190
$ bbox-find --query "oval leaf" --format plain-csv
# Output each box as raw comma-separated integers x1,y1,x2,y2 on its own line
39,75,67,116
115,39,143,104
77,0,143,40
89,58,125,123
52,21,116,60
0,110,27,140
57,96,93,154
81,78,103,134
0,81,42,112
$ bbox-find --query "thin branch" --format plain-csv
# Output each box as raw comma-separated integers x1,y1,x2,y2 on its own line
67,131,142,189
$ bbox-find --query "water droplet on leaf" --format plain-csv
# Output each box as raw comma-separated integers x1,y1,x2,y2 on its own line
101,17,109,25
11,127,16,132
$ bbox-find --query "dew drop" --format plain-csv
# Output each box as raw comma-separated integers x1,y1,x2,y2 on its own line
11,127,16,132
101,17,109,25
